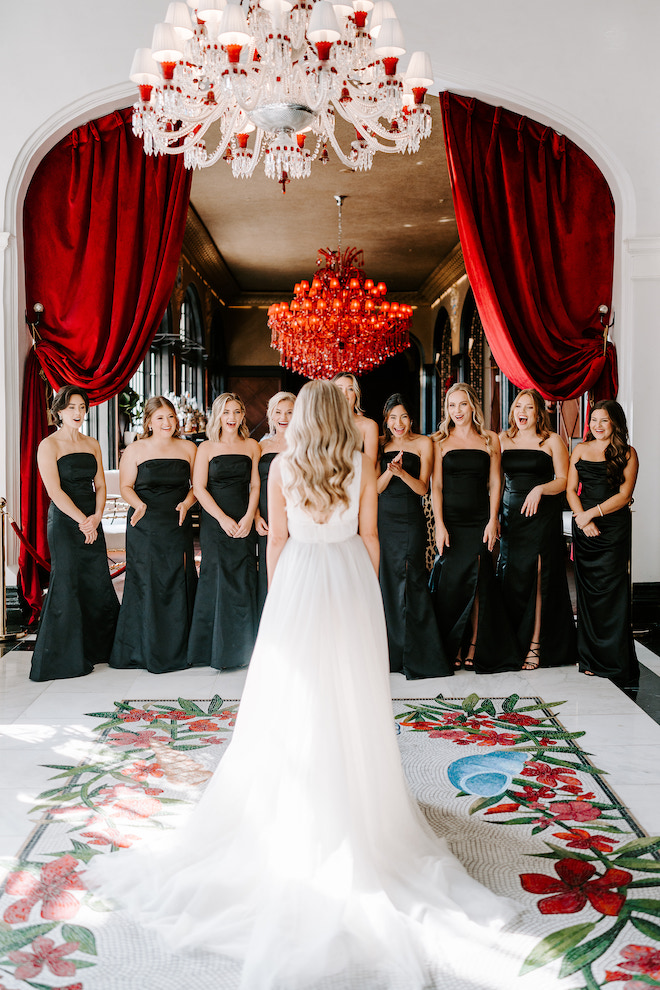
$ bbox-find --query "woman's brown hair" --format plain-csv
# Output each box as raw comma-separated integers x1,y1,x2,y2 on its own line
139,396,182,440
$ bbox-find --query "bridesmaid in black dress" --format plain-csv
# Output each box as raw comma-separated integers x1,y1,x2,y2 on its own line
377,394,451,679
187,393,260,669
498,389,576,669
567,399,639,690
254,391,296,618
109,396,197,673
30,386,119,681
429,383,520,672
333,373,379,467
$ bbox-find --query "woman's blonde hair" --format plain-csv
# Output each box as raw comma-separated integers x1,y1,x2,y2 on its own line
206,393,249,442
280,380,361,514
332,372,365,415
266,391,296,435
140,396,181,440
506,388,551,443
432,382,491,449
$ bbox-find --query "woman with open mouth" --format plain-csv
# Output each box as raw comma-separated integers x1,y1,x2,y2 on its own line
497,389,576,670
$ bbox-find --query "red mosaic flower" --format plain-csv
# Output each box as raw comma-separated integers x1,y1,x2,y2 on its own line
207,736,225,745
7,935,79,980
539,737,558,746
97,784,164,820
106,729,167,748
521,761,581,788
117,709,148,722
154,710,196,721
605,944,660,986
3,855,85,923
186,719,220,732
120,760,165,781
80,827,140,848
485,802,521,815
520,858,632,915
550,801,601,822
428,729,473,743
552,829,620,853
497,713,541,726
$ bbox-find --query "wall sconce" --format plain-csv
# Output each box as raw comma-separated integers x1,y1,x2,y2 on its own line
26,302,44,344
598,303,614,356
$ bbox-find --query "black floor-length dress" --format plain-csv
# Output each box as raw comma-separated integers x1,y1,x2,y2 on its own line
378,451,452,679
497,448,576,665
572,459,639,690
30,452,119,681
256,450,277,618
109,458,196,673
429,448,520,672
187,454,257,669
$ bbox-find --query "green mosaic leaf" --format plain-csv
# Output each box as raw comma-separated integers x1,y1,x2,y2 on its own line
627,898,660,917
615,836,660,856
0,923,57,956
468,794,507,815
502,693,520,712
479,698,496,716
519,922,596,975
461,693,479,712
631,916,660,940
177,698,206,716
559,919,626,978
61,924,97,955
207,695,224,714
611,857,660,873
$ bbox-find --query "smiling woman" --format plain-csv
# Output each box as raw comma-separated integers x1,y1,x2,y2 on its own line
109,396,197,674
30,385,119,681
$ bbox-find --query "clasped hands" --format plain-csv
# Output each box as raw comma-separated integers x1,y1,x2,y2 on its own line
573,509,600,538
78,515,100,545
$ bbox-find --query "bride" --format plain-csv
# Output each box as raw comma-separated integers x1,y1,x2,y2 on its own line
87,380,518,989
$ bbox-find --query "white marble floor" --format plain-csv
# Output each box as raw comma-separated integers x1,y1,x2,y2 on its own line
1,644,660,867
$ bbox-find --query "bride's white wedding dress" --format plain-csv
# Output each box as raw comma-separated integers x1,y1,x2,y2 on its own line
88,453,518,989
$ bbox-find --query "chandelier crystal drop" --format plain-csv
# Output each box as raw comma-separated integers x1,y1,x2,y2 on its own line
130,0,434,189
268,195,412,377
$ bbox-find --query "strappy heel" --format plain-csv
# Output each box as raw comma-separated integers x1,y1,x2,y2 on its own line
522,641,541,671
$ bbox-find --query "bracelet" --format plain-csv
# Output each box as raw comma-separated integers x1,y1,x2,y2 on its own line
597,504,603,516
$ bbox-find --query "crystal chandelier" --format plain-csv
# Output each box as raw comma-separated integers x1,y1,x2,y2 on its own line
130,0,434,190
268,195,412,377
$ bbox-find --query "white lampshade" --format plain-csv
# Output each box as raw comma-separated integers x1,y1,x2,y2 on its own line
367,0,395,38
260,0,294,13
327,0,353,17
308,1,341,41
129,48,160,85
197,0,227,24
217,2,251,45
151,22,185,62
353,0,374,11
166,2,195,39
374,16,405,56
404,50,433,88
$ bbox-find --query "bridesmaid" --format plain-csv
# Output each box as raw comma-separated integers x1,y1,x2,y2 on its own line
567,399,639,690
429,383,519,672
498,389,576,669
254,391,296,617
377,394,452,679
30,386,119,681
109,396,197,673
187,393,260,670
332,372,379,466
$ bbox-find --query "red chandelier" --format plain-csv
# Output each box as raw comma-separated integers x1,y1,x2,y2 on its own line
268,196,412,379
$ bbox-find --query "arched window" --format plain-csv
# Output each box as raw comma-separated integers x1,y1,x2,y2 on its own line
178,285,207,407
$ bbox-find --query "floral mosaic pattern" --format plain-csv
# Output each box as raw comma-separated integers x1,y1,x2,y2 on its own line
0,693,658,990
398,693,660,988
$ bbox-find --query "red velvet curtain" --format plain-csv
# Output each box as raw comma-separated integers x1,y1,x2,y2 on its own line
20,107,192,620
440,93,617,402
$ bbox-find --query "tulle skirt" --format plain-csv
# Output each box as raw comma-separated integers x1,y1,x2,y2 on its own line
86,534,519,989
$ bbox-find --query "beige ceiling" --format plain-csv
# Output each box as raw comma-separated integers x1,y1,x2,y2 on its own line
188,95,459,297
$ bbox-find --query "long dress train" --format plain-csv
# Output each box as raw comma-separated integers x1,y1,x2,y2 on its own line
187,454,258,669
429,449,520,672
109,458,196,673
497,449,576,666
87,452,518,989
572,459,639,690
378,450,452,679
30,452,119,681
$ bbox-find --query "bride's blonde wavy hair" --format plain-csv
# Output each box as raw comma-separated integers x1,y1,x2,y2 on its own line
279,380,361,514
432,382,491,450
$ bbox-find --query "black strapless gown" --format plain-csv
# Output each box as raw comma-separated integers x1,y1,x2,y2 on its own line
187,454,258,670
429,449,520,672
30,453,119,681
256,451,278,618
572,460,639,689
378,452,452,679
497,449,576,666
109,458,197,673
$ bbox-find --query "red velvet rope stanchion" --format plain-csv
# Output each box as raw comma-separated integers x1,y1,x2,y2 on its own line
9,518,51,572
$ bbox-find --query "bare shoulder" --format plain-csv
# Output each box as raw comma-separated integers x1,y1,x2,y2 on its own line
486,430,501,452
245,437,261,457
416,434,433,452
570,441,588,463
38,433,57,455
